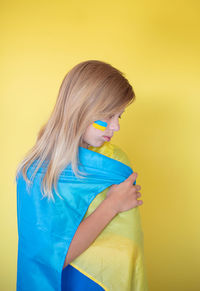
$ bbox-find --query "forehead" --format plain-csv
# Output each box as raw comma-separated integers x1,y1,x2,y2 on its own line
108,108,125,116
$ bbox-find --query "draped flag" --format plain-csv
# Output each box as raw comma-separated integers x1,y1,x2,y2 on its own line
16,142,148,290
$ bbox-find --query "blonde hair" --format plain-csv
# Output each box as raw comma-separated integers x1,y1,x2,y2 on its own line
15,60,135,202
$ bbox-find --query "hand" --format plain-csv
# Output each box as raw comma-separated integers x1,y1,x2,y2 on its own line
105,172,143,214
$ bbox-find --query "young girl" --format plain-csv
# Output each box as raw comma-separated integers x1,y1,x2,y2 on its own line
16,60,148,290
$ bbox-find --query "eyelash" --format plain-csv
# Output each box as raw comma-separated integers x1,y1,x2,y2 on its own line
109,115,122,119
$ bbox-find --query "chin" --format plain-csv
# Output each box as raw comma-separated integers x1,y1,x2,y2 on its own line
89,140,104,148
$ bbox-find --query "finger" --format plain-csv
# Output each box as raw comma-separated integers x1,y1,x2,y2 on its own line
136,185,141,191
127,172,138,182
137,200,143,205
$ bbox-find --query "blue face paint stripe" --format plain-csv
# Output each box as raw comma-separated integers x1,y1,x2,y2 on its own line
93,120,108,127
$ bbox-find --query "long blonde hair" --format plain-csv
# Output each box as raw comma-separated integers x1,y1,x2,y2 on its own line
16,60,135,202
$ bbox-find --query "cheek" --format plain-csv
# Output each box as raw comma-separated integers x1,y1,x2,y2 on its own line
84,124,98,139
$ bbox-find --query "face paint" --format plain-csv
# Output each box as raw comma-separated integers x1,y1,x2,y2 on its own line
93,120,108,131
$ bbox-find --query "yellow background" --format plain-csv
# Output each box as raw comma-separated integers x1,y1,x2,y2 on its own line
1,0,200,290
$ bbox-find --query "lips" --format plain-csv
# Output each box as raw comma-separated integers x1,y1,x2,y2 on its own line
103,136,112,141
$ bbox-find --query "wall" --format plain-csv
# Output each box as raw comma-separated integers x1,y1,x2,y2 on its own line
1,0,199,290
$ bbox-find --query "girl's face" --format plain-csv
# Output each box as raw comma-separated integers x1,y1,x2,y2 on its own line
81,108,125,149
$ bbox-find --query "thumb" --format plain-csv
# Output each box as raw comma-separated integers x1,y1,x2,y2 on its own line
126,172,138,182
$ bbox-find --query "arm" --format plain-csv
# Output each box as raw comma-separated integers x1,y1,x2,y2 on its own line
62,197,117,269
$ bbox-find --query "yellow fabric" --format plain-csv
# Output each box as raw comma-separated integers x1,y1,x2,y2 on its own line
70,141,148,291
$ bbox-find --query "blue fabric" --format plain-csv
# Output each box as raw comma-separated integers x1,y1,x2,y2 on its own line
16,146,135,291
61,264,105,290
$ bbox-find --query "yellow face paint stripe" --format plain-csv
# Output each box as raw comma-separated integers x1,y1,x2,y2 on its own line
93,123,106,131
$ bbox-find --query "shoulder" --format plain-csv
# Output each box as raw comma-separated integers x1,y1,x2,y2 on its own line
89,142,132,168
111,143,132,168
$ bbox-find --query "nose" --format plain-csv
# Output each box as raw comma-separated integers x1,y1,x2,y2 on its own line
108,118,120,132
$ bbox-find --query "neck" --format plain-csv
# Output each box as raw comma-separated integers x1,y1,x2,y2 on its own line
80,140,89,149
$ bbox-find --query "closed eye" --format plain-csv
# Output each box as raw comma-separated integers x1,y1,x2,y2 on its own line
109,115,122,119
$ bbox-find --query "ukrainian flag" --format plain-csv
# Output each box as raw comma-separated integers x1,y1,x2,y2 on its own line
93,120,108,131
16,142,148,291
